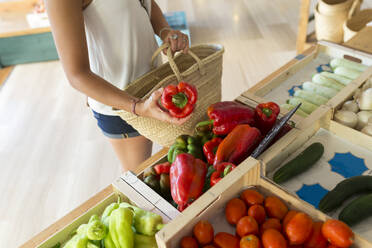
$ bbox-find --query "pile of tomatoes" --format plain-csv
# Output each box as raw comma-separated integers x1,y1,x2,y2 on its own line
180,189,354,248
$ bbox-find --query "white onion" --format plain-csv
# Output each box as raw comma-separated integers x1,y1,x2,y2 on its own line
334,110,358,128
361,124,372,137
342,100,359,113
356,111,372,130
357,88,372,110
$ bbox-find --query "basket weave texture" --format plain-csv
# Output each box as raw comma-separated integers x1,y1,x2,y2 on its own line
115,43,224,147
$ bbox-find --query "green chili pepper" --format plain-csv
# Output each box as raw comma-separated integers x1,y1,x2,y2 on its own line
108,207,134,248
119,202,164,236
63,233,88,248
86,214,107,240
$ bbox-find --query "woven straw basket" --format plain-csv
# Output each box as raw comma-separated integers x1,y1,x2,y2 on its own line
115,43,224,147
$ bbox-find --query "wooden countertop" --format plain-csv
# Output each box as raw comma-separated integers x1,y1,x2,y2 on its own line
343,26,372,55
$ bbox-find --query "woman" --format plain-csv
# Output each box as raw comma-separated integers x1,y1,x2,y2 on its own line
45,0,190,171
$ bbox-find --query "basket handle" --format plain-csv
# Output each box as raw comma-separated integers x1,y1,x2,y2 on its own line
348,0,360,19
151,43,206,82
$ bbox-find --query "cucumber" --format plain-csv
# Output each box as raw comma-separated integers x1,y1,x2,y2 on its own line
302,82,338,99
334,66,362,80
330,58,368,72
318,175,372,212
287,97,318,114
273,142,324,184
339,193,372,226
294,90,328,106
320,72,352,86
280,104,309,117
312,74,344,91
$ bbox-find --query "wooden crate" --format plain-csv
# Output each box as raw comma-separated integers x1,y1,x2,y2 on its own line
30,177,172,248
155,157,372,247
129,97,302,219
243,41,372,117
261,105,372,243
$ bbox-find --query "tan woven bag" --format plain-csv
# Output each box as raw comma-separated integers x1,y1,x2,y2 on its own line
115,43,224,147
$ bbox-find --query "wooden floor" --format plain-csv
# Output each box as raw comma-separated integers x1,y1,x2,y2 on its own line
0,0,353,246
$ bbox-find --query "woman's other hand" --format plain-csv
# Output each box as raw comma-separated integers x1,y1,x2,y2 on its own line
162,29,189,55
136,88,191,125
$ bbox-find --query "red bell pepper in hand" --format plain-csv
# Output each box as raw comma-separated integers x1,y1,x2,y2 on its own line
203,137,223,165
161,82,198,118
170,153,207,211
210,162,236,186
214,124,261,166
203,101,255,136
154,162,171,174
255,102,280,134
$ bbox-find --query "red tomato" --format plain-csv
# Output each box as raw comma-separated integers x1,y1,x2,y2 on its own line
248,204,266,224
214,232,240,248
304,221,327,248
322,220,354,248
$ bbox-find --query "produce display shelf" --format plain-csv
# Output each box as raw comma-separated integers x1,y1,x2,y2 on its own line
156,158,372,247
123,96,303,220
261,106,372,243
22,42,372,248
243,41,372,118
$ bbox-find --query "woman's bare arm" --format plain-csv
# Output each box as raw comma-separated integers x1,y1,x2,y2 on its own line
45,0,185,123
150,0,189,53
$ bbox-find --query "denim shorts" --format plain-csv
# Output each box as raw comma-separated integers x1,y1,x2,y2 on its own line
92,110,140,139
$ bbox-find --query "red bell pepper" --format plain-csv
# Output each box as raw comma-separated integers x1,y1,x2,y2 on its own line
202,101,255,136
170,153,207,211
161,82,198,118
203,137,223,165
214,124,261,166
154,162,171,174
210,162,236,186
255,102,280,134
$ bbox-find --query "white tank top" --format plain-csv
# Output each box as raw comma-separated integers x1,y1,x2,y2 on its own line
83,0,160,115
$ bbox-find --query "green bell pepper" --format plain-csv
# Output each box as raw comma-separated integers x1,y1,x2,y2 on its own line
119,202,164,236
63,233,88,248
167,135,203,163
108,207,134,248
86,215,107,240
134,233,158,248
101,202,119,227
103,231,116,248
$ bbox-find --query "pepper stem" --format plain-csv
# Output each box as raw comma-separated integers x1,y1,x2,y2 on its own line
222,165,233,177
172,93,188,108
262,108,272,117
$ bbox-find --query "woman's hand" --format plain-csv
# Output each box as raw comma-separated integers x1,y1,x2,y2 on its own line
161,29,189,55
136,88,191,125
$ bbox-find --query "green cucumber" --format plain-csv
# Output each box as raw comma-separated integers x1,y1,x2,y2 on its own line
280,104,309,117
293,90,328,106
339,193,372,226
318,175,372,212
312,73,344,91
330,58,368,72
302,82,338,99
334,66,362,80
287,97,318,114
320,72,352,85
273,142,324,184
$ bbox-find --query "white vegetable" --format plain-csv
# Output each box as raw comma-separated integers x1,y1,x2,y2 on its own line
302,82,338,99
342,100,359,113
334,66,362,80
357,88,372,110
287,97,318,114
280,104,309,117
320,71,352,85
294,90,328,105
330,58,368,72
356,111,372,130
312,74,344,90
334,110,358,128
361,124,372,137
